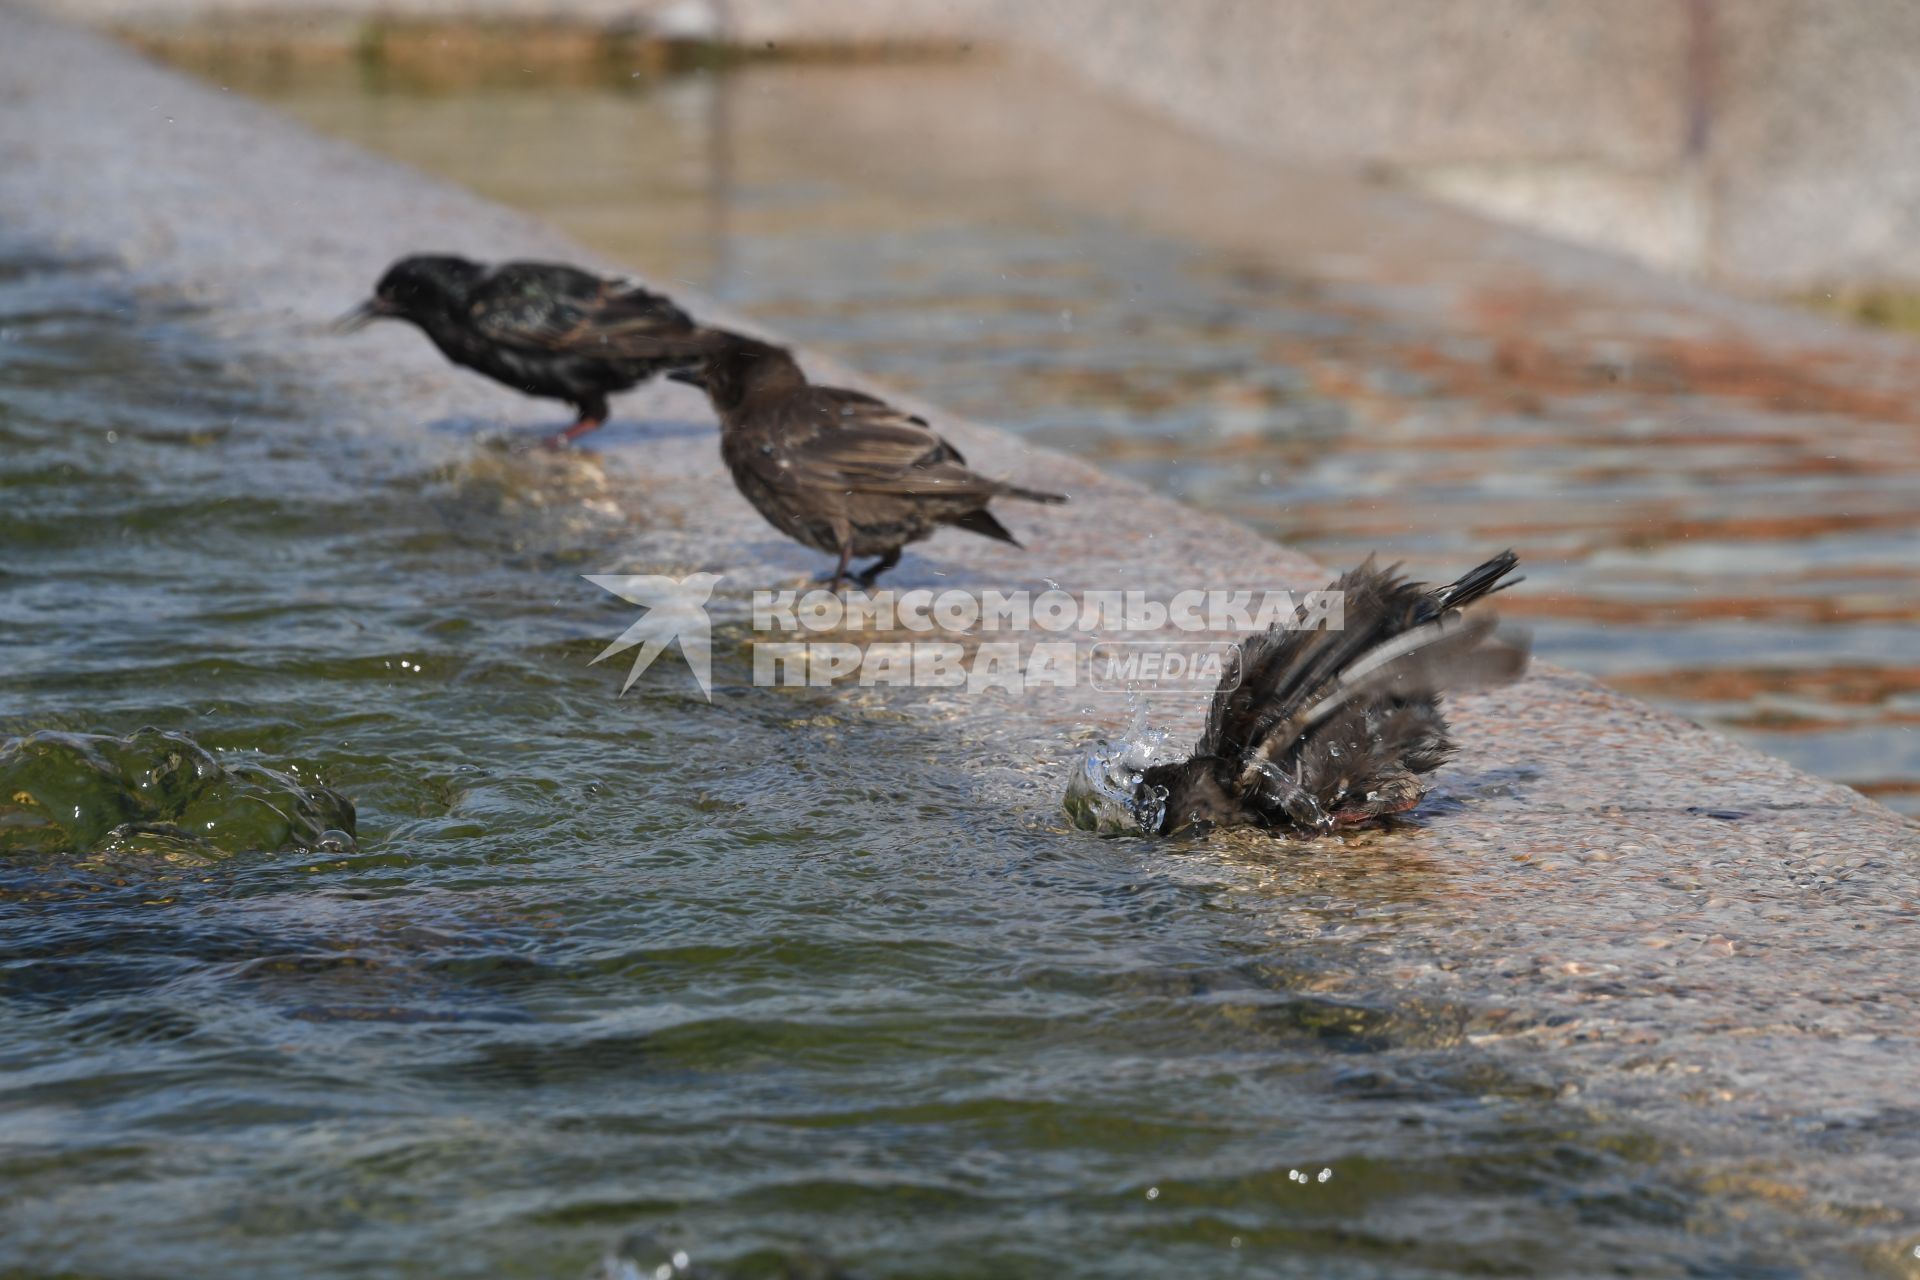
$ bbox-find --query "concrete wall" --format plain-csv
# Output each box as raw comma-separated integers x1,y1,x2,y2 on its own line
983,0,1920,291
993,0,1693,170
1711,1,1920,288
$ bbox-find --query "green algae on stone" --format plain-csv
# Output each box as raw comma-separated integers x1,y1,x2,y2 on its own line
0,728,355,858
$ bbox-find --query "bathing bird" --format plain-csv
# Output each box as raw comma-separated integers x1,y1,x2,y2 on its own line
1133,551,1528,838
670,332,1067,588
338,255,716,447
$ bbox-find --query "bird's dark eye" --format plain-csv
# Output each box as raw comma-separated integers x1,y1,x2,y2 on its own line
760,444,774,456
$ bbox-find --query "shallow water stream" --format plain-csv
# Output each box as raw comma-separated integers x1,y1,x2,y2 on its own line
3,250,1907,1276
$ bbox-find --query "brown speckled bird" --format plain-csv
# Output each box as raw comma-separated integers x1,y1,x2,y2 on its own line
338,255,716,447
1135,552,1528,838
672,332,1067,587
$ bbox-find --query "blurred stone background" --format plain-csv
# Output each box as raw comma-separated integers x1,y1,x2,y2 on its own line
41,0,1920,296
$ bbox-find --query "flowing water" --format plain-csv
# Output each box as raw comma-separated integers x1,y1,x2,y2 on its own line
1,245,1903,1277
161,51,1919,819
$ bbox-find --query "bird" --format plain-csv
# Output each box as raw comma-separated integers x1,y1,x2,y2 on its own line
337,255,715,447
1131,551,1529,838
669,332,1067,588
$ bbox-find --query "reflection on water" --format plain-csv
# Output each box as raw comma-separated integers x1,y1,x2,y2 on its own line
0,252,1903,1276
203,56,1920,818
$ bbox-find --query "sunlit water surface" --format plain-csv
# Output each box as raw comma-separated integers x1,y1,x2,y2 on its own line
187,54,1920,819
0,251,1881,1276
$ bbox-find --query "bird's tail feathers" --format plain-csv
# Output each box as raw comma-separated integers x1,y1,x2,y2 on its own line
949,507,1023,547
1003,484,1068,505
1431,549,1522,613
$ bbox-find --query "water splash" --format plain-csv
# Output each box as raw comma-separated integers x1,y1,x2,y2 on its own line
1063,705,1182,835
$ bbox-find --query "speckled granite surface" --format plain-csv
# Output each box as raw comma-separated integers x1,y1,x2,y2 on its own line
2,5,1917,1263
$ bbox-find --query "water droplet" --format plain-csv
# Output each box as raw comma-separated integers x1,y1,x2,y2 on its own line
1318,1167,1332,1182
1144,1185,1159,1200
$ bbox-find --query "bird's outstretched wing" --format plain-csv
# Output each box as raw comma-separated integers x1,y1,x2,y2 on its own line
470,262,702,358
1139,552,1527,835
1212,554,1527,770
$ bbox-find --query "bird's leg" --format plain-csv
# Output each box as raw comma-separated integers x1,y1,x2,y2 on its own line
855,548,901,589
815,541,854,592
544,398,609,449
546,416,604,448
812,521,858,592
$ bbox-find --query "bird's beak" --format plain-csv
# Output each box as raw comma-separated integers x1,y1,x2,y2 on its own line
667,367,708,389
332,298,396,333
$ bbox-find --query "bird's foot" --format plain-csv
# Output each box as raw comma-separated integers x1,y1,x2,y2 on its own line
544,417,606,450
853,550,901,590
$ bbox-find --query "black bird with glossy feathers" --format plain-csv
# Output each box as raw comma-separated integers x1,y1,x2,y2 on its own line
1135,552,1528,838
672,332,1068,588
338,255,715,446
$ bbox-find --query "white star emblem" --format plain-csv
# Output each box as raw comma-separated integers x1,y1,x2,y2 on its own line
583,572,723,700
